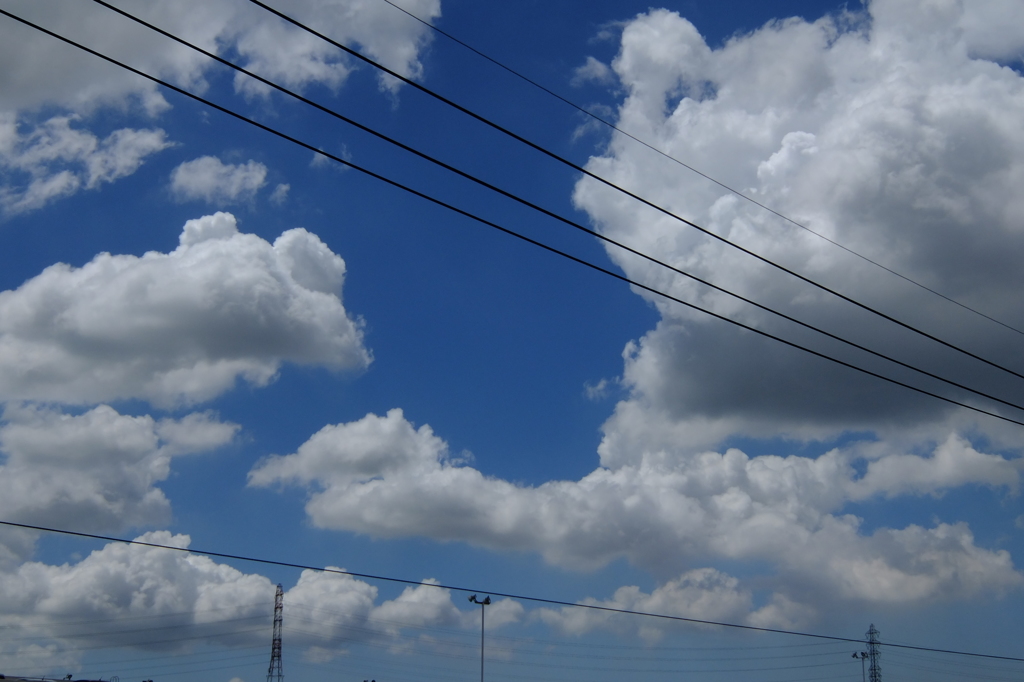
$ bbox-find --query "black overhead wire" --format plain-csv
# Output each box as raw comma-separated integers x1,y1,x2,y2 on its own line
894,648,1024,673
288,600,852,663
3,626,268,654
113,661,259,679
245,0,1024,385
59,644,267,669
2,520,1023,665
286,601,845,658
77,0,1024,420
0,615,266,643
57,649,266,675
286,625,853,675
378,0,1024,339
287,603,849,665
3,6,1024,427
287,621,850,674
0,603,268,630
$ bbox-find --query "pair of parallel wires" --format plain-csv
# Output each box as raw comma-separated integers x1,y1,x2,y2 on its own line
3,0,1024,427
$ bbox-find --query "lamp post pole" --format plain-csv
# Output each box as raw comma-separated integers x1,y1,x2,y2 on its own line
468,595,491,682
852,651,868,682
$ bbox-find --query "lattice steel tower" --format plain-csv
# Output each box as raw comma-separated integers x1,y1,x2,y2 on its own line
267,583,284,682
866,623,882,682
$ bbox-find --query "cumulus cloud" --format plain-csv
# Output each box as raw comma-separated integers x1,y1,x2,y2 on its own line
849,433,1021,498
170,156,267,203
0,0,440,115
250,410,1022,619
0,404,236,563
0,114,171,214
228,0,442,98
0,0,440,212
0,533,518,667
0,212,370,407
537,569,753,642
570,0,1024,455
535,568,815,640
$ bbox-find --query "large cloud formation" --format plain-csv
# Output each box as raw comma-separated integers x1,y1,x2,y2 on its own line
0,212,370,406
250,409,1022,626
0,0,440,213
0,532,520,668
572,0,1024,455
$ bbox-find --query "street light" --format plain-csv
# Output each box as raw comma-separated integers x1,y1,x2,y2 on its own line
468,595,491,682
852,651,868,682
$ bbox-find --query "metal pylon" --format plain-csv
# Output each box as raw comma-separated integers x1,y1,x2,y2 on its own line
867,623,882,682
267,583,284,682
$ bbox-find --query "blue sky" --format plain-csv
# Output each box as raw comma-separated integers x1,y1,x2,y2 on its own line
2,0,1024,680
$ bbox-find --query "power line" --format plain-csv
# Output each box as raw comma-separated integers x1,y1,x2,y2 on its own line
62,645,268,670
245,0,1024,385
287,620,850,665
0,626,268,654
0,604,270,631
2,5,1022,427
0,615,267,643
2,520,1024,664
283,615,852,678
75,651,268,677
84,1,1024,418
285,602,845,656
377,0,1024,339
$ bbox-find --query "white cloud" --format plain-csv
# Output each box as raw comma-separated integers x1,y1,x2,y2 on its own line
0,531,277,667
0,0,441,115
584,378,612,400
0,404,236,565
280,574,521,662
571,0,1024,456
0,114,171,214
170,156,267,203
0,0,441,212
537,568,754,642
0,212,370,407
0,533,516,667
228,0,441,98
250,410,1022,616
849,433,1020,499
270,182,290,204
572,56,616,87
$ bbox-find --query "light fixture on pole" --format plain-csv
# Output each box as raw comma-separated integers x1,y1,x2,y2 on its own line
468,594,491,682
852,650,868,682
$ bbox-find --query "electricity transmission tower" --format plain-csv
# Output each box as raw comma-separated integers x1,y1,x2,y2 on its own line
867,623,882,682
267,583,284,682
